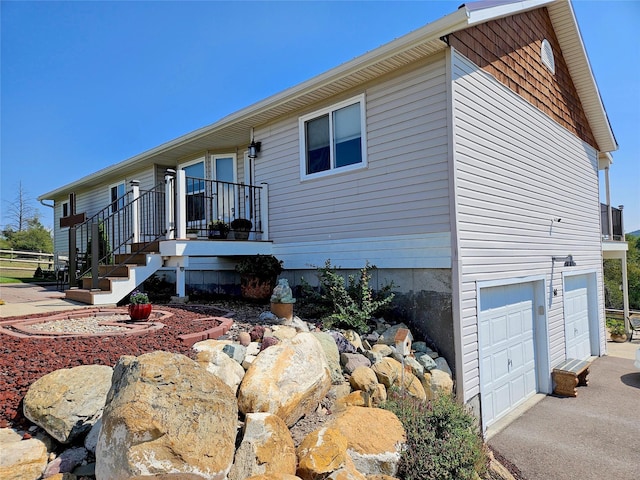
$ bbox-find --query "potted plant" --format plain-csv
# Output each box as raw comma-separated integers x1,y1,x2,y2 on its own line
270,278,296,320
186,228,199,239
231,218,252,240
129,290,152,321
608,320,627,342
208,220,230,239
235,254,283,301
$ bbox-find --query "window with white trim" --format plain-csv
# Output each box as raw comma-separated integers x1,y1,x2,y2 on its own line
109,182,126,213
299,95,366,178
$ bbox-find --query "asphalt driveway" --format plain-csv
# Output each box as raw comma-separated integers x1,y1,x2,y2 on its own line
489,353,640,480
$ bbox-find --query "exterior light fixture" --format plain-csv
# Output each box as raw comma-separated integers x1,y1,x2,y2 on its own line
248,140,261,159
552,255,576,267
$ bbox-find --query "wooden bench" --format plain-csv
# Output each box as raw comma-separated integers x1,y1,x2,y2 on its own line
552,359,591,397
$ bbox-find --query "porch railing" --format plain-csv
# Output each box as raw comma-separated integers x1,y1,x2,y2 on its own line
68,181,166,288
600,203,624,241
180,174,265,239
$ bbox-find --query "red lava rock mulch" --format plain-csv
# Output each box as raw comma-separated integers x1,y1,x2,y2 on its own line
0,304,230,430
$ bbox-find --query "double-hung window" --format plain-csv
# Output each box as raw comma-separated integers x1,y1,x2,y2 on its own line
299,94,366,179
110,182,126,213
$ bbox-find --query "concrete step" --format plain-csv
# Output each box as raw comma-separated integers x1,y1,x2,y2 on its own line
64,288,114,305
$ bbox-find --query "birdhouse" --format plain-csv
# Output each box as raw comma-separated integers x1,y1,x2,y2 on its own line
394,328,413,356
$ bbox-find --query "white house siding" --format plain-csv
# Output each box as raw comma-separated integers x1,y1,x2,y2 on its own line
255,53,451,260
451,50,604,403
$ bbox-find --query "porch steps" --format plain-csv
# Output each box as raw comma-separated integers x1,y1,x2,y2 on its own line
64,241,163,305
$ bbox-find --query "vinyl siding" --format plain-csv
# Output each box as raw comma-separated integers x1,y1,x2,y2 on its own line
52,166,158,255
451,50,604,402
254,53,450,247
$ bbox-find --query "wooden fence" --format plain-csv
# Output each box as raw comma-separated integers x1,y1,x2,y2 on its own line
0,249,55,271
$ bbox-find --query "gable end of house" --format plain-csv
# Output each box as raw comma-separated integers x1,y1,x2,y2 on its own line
448,6,598,150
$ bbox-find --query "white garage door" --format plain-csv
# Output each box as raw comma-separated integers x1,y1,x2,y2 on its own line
564,275,592,360
479,282,537,427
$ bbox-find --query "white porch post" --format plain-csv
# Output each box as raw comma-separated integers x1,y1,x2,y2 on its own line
130,180,140,245
165,169,176,240
176,263,187,298
260,182,269,241
176,169,187,239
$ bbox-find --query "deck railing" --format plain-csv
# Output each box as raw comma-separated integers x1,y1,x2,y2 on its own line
600,203,624,241
183,176,264,238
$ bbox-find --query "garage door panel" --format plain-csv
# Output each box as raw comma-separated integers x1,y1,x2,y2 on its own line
480,282,538,428
564,275,592,360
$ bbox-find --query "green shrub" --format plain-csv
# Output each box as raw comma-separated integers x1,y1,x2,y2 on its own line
382,391,487,480
300,260,394,333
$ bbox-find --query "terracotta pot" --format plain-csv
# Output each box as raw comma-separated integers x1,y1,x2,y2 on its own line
129,303,152,321
271,302,294,321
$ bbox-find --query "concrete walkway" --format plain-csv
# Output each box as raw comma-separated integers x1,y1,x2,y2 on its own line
0,283,87,318
489,339,640,480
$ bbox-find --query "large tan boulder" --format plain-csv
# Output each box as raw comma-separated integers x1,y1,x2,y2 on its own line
349,366,379,393
95,351,237,480
371,358,426,401
421,369,454,400
0,428,49,480
296,427,348,480
229,413,296,480
326,407,405,476
238,333,332,427
245,475,302,480
195,346,245,393
23,364,113,443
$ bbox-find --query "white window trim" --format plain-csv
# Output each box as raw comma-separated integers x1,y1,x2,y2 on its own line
210,153,238,183
298,93,367,181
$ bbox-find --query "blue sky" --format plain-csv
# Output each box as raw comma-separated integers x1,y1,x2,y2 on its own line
1,0,639,232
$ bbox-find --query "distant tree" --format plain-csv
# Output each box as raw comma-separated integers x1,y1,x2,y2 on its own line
604,234,639,311
1,216,53,253
4,182,37,231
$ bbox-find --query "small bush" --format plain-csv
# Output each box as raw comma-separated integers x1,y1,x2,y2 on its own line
300,260,395,333
382,391,487,480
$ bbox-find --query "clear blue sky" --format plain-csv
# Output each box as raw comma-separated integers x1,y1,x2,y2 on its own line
1,0,639,232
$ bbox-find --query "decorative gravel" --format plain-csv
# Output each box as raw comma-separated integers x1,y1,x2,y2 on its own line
26,315,132,334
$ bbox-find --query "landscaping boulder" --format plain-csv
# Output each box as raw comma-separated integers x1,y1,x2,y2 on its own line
23,364,113,443
43,446,88,477
421,369,454,399
96,351,237,480
325,407,405,476
238,333,331,427
296,427,348,480
195,346,245,393
0,428,49,480
371,358,426,401
228,413,296,480
311,331,343,384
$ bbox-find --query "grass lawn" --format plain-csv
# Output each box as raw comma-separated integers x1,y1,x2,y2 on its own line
0,259,52,284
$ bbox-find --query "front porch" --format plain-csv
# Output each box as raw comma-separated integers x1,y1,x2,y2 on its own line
64,170,271,305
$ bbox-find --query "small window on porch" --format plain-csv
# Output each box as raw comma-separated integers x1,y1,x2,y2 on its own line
110,182,126,213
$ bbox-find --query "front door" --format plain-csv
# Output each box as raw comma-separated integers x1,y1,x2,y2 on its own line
212,154,237,221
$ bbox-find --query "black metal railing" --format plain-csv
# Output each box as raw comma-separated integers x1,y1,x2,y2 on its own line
600,203,624,241
68,182,166,288
184,176,263,238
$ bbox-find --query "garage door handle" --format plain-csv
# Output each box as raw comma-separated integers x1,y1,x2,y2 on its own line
508,359,513,370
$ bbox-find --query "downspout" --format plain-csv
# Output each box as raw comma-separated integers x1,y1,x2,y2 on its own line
39,199,54,209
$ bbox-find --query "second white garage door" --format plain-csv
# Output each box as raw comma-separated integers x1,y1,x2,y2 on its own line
479,282,537,428
564,274,592,360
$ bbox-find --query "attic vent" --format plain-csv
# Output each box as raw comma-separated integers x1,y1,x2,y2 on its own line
541,39,555,74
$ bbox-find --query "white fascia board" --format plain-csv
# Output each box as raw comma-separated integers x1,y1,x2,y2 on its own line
552,0,618,153
464,0,555,26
